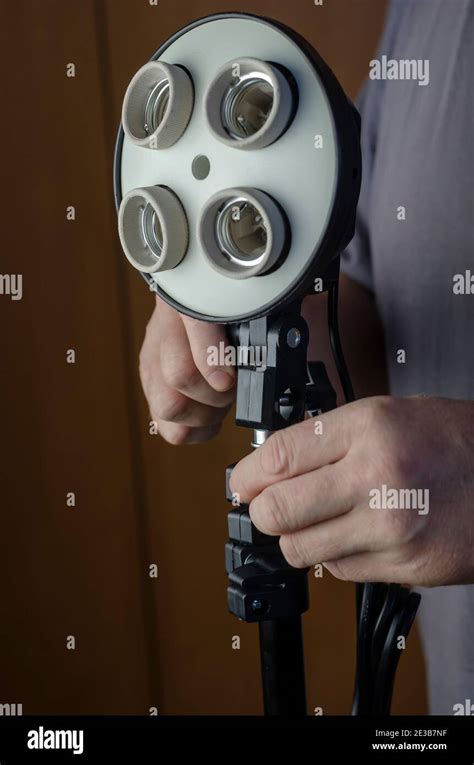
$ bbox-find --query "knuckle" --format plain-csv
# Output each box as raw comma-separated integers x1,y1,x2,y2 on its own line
371,395,398,421
363,412,411,487
391,448,420,488
370,439,417,493
324,559,352,582
362,396,397,445
381,508,413,545
160,424,192,446
161,353,198,392
330,558,376,583
251,486,288,536
279,533,310,569
259,431,294,479
152,389,189,423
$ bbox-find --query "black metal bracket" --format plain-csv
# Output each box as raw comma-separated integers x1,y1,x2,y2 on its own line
225,484,310,623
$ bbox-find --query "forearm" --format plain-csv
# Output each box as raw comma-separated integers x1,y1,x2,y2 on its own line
302,273,389,403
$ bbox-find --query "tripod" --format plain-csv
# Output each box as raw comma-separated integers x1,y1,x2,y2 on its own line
224,261,421,716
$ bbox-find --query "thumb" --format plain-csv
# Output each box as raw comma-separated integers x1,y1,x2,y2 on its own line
181,314,236,392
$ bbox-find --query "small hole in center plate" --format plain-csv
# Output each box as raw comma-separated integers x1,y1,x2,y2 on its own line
192,154,211,180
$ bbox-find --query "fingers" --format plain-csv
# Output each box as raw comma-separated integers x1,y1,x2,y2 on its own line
248,461,353,536
229,406,358,503
323,552,410,584
149,375,232,427
158,304,234,408
139,298,235,443
279,506,378,569
181,314,236,392
154,420,223,446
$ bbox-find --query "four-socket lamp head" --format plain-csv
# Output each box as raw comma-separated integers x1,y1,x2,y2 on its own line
114,13,362,323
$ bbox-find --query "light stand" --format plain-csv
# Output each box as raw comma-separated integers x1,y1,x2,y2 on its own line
225,263,339,716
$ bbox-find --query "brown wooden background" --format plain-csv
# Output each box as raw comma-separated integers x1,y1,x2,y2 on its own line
0,0,427,715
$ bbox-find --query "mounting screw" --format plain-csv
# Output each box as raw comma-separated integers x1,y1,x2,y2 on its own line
251,599,263,612
286,328,301,348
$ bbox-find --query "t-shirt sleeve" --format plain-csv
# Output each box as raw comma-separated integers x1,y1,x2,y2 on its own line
340,0,401,292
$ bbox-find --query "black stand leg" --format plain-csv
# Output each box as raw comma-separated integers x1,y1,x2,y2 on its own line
259,618,307,716
225,494,310,717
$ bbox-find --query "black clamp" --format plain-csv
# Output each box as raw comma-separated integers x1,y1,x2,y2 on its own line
225,465,309,623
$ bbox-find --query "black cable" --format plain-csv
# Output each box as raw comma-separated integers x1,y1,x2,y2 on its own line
327,279,355,404
352,582,379,715
373,591,421,715
328,278,380,714
371,584,402,671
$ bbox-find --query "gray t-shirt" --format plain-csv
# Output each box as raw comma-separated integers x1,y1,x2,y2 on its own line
341,0,474,714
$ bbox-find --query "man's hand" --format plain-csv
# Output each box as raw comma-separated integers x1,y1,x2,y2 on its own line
139,297,235,444
230,396,474,586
